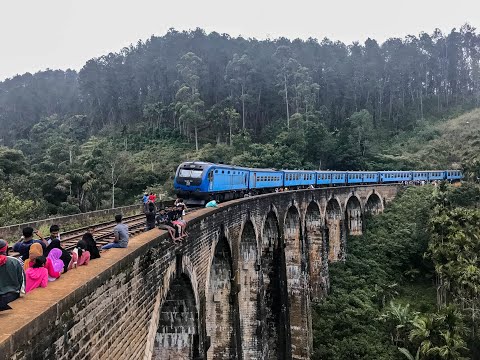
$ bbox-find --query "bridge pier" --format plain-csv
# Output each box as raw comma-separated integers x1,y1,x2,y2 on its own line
305,201,328,302
284,206,311,360
206,232,237,360
259,211,290,360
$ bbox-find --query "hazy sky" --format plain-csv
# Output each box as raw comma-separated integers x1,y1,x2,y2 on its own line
1,0,479,81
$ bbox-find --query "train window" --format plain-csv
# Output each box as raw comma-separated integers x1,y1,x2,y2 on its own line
215,170,218,173
222,170,225,174
228,171,230,174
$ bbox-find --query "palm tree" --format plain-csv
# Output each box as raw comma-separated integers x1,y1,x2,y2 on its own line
379,301,416,346
398,346,421,360
426,330,468,360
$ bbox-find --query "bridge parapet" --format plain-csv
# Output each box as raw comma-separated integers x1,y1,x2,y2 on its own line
0,184,399,360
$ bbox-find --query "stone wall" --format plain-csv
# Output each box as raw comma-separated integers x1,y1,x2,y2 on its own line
0,184,399,360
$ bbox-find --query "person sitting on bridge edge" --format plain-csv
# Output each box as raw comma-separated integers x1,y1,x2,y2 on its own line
82,230,100,260
47,249,66,274
0,239,24,311
25,256,48,293
13,227,47,261
45,239,71,274
174,197,187,216
45,224,61,245
156,209,179,242
24,243,61,282
69,240,90,269
101,214,129,250
205,199,218,208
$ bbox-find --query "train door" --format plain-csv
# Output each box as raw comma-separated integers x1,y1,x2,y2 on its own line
208,170,214,191
253,172,256,188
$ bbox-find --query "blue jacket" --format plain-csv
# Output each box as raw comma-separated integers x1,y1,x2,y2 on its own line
13,240,46,260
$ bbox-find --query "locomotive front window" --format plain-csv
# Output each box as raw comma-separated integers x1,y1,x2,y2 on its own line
179,169,203,178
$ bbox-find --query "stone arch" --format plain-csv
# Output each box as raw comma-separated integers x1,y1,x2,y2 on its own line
365,192,383,215
345,195,363,236
284,205,309,359
305,201,328,301
206,229,237,360
239,220,259,359
325,197,346,261
260,211,289,360
154,269,200,359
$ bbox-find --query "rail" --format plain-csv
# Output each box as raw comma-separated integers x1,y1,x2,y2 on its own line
8,200,198,257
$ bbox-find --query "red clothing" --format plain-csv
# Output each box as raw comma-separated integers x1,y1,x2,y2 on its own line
78,251,90,266
148,194,156,202
25,267,48,293
26,258,60,280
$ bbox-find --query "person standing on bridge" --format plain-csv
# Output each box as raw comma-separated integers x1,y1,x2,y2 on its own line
142,193,149,211
0,239,24,311
145,202,157,231
101,214,129,250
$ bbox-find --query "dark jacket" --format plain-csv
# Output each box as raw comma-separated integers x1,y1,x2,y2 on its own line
82,233,100,260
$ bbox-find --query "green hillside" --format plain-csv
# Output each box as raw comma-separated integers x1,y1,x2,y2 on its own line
381,108,480,171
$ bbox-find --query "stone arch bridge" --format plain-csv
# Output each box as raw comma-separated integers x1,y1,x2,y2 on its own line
0,185,398,360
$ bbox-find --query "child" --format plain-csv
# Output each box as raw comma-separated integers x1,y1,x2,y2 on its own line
25,256,48,293
68,240,91,269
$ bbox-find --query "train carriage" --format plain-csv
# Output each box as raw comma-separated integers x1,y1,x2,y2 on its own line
248,169,283,191
316,171,333,186
412,171,429,182
446,170,462,181
331,171,347,185
427,171,446,181
347,171,364,184
380,171,412,183
283,170,316,188
363,172,380,183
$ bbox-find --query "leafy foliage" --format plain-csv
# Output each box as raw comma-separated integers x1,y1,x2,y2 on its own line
312,186,436,359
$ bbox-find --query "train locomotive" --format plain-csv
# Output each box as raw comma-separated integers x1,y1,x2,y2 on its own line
174,161,463,205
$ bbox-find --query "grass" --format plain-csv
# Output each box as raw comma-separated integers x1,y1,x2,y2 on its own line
396,280,438,314
381,108,480,169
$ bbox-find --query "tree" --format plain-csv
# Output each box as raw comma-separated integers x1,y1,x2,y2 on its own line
176,52,205,151
274,45,298,129
225,53,254,130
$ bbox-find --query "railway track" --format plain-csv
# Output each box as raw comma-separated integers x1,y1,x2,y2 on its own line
8,201,201,258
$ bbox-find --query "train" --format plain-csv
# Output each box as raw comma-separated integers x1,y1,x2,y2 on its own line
173,161,463,205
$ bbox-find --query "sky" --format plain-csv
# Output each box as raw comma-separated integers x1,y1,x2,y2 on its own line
0,0,479,81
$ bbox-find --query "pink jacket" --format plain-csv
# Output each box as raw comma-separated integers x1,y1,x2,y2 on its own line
78,251,90,266
25,267,48,293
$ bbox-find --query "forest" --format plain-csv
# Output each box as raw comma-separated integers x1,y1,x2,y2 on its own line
0,25,479,222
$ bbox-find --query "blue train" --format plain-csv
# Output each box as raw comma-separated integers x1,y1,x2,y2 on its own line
174,161,463,205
